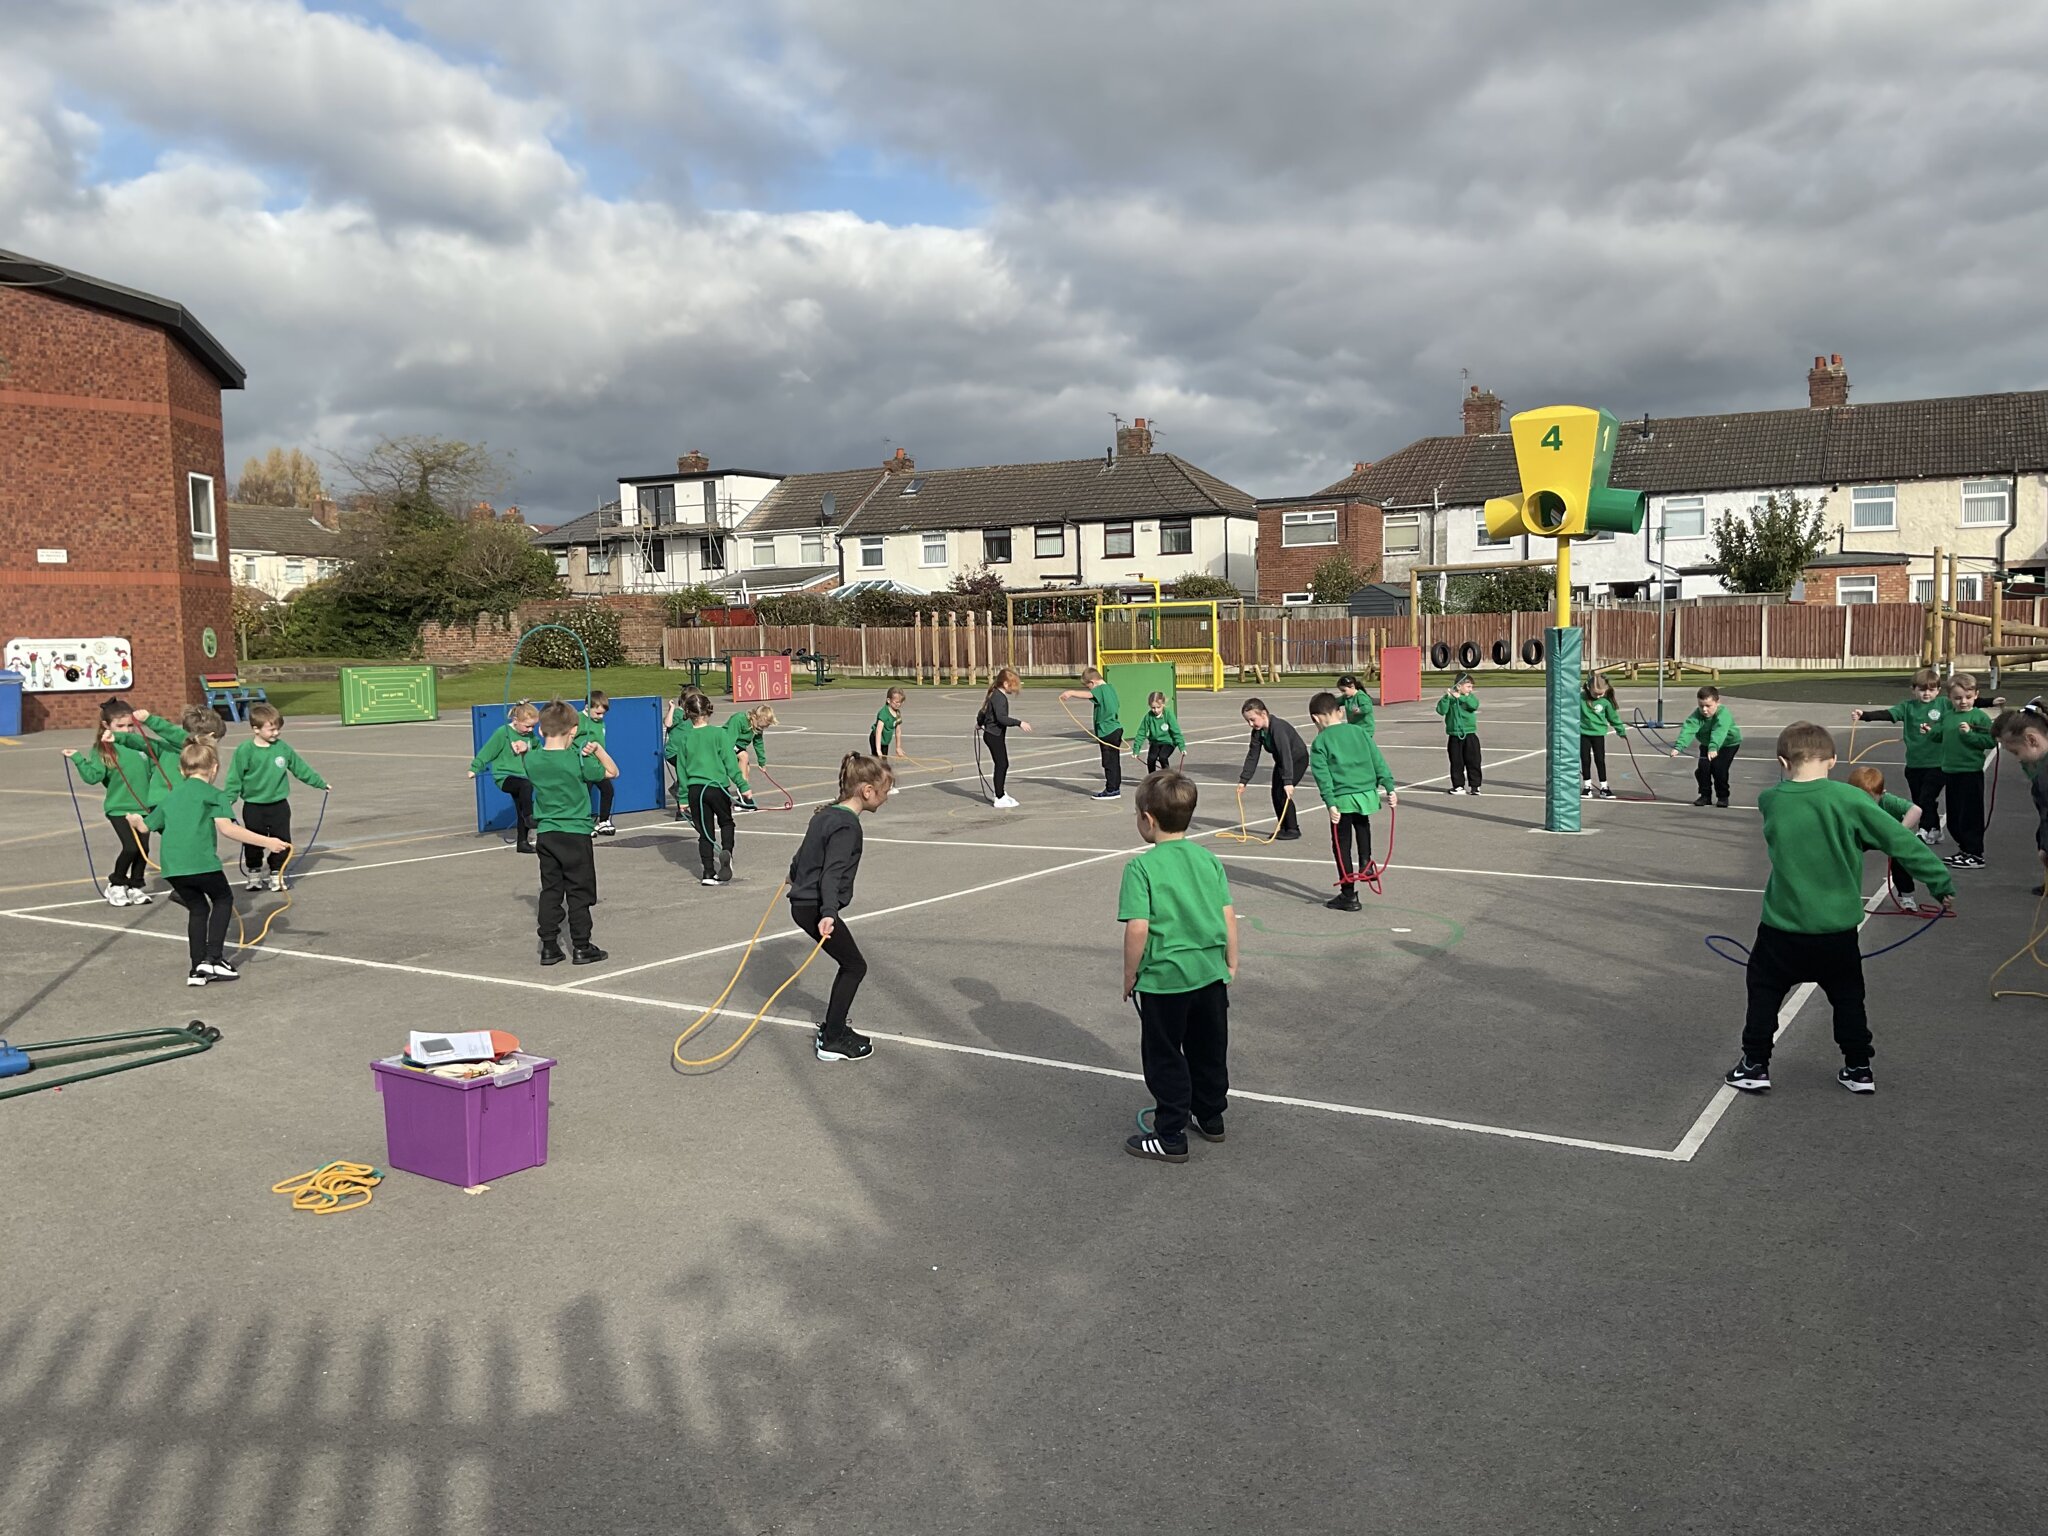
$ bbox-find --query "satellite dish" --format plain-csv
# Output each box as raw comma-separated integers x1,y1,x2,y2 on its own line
820,491,836,524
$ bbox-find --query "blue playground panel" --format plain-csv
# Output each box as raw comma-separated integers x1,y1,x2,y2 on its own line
469,696,667,834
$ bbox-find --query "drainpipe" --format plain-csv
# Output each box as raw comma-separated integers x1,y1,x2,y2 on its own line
1996,466,2021,580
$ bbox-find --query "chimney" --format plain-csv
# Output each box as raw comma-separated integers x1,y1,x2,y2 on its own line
1806,353,1849,408
1462,385,1503,436
883,446,915,473
1352,461,1370,474
1116,416,1154,457
310,496,340,530
502,505,524,524
678,450,710,474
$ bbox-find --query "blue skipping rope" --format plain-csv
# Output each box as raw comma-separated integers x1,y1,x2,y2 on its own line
1629,706,1678,755
1705,906,1946,968
61,757,104,893
303,788,329,870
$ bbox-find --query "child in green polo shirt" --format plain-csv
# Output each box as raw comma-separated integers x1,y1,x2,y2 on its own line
1336,674,1377,738
529,700,618,966
577,691,616,834
870,688,905,768
1934,672,1997,870
1118,770,1237,1162
726,703,776,813
1724,722,1952,1096
469,701,540,852
64,696,180,905
1308,690,1396,912
1579,671,1626,799
676,691,743,885
1132,690,1186,775
1060,667,1124,800
1852,666,1946,844
225,702,329,893
1671,685,1742,807
133,739,289,986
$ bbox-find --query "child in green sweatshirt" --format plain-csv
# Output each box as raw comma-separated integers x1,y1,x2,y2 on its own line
1435,672,1482,794
1133,690,1186,774
63,696,179,905
725,703,775,813
1851,666,1946,845
1671,685,1742,807
1336,674,1377,738
1308,691,1396,912
577,690,616,834
1933,672,1997,870
225,703,329,892
1579,671,1626,799
1724,722,1953,1096
676,692,743,885
469,702,539,852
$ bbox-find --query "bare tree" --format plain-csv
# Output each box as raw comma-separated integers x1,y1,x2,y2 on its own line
234,446,327,506
332,435,515,514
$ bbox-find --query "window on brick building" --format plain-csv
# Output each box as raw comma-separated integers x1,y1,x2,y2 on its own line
1962,479,2010,526
1281,591,1314,605
188,474,218,561
1383,516,1420,554
1281,510,1337,547
1835,575,1877,605
1159,518,1193,555
1104,522,1135,558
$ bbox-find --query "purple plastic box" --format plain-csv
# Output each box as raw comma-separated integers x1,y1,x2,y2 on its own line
370,1052,555,1187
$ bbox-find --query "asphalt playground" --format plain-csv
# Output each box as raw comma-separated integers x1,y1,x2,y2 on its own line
2,678,2044,1534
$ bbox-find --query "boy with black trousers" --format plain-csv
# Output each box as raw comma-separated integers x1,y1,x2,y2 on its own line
1935,673,1997,870
577,690,616,834
134,739,289,986
1308,691,1397,911
1436,673,1482,793
1852,667,1946,844
1060,667,1124,800
1671,685,1742,807
529,700,617,966
225,702,329,891
1724,722,1952,1096
1119,770,1237,1163
1237,698,1307,839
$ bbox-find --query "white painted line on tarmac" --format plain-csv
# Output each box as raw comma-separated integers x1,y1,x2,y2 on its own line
1211,853,1766,896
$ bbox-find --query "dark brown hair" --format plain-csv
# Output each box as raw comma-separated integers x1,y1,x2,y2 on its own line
538,700,580,737
1775,721,1835,767
1137,769,1199,833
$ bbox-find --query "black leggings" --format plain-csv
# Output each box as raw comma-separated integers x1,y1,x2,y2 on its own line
1098,729,1124,793
1741,924,1868,1068
1904,765,1942,835
792,903,866,1033
1446,735,1482,790
241,799,291,873
1944,767,1985,858
502,776,535,840
687,783,736,875
594,778,614,821
983,730,1010,797
108,815,151,887
1330,812,1375,880
168,871,235,966
1146,743,1175,774
1579,735,1608,782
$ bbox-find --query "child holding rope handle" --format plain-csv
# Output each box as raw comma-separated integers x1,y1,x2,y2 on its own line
1238,699,1307,838
725,703,775,813
1671,686,1741,808
1133,691,1185,775
788,753,895,1062
1851,668,1946,844
62,696,177,905
1059,667,1124,800
470,702,539,852
1308,691,1396,912
978,668,1031,808
1723,723,1951,1096
225,702,328,892
1579,672,1625,799
133,739,289,987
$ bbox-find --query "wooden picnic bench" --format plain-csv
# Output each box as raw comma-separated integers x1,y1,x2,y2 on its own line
199,671,269,721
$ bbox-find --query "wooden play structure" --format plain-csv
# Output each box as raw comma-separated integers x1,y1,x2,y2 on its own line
1922,543,2048,680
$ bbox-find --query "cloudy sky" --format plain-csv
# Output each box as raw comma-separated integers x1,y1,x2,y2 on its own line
7,0,2046,521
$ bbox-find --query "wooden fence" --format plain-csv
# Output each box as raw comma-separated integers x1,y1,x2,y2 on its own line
659,599,2038,682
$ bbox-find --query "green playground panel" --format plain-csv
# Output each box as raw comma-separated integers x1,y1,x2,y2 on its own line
339,665,439,725
1103,661,1177,742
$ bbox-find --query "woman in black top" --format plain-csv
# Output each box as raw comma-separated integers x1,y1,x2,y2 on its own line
977,667,1033,808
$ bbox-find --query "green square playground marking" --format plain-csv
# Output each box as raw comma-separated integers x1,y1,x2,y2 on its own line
339,665,440,725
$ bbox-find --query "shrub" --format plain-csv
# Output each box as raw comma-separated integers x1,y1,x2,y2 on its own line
521,604,623,668
1170,574,1242,601
662,585,724,626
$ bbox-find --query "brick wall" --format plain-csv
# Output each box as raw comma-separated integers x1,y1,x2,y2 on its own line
1800,564,1910,604
419,595,671,666
1256,500,1384,603
0,287,232,731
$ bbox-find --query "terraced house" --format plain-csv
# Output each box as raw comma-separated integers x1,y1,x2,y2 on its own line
1281,359,2048,607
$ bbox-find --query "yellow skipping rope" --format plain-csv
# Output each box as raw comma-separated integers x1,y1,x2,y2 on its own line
673,881,828,1070
1990,888,2048,1002
272,1160,382,1214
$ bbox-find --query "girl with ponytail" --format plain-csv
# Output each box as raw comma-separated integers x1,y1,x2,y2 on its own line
976,667,1031,808
785,752,894,1061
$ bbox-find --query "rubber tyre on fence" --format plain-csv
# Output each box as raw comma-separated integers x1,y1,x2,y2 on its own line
1522,638,1545,665
1490,639,1511,666
1429,641,1452,670
1457,640,1482,670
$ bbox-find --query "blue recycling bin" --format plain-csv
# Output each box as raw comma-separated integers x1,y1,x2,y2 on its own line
0,671,21,736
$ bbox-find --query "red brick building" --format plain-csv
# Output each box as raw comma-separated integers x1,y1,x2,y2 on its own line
0,250,246,731
1256,475,1385,604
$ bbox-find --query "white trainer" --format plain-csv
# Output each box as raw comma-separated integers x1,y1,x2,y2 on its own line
105,885,129,907
993,795,1019,809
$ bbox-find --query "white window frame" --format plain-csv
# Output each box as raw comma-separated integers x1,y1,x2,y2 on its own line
188,473,218,561
1104,521,1135,558
983,528,1013,564
859,536,885,570
1911,576,1934,604
1475,509,1511,549
1280,591,1314,606
699,535,726,571
1662,497,1707,540
553,551,570,577
920,531,948,567
752,536,777,567
316,559,340,581
800,532,826,564
1850,485,1897,531
1961,479,2010,527
238,554,259,584
1034,525,1064,559
1957,574,1983,600
1383,515,1421,554
586,547,612,577
1835,575,1878,605
1280,509,1338,547
1159,517,1193,556
283,557,305,586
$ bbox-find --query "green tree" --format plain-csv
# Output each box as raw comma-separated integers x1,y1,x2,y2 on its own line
1170,573,1241,600
1308,554,1378,606
234,446,327,506
947,565,1008,609
1711,491,1834,594
663,585,726,625
1457,566,1555,613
